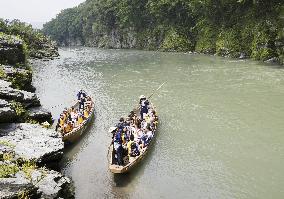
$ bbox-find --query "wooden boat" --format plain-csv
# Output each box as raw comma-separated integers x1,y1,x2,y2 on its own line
108,102,158,174
57,98,95,143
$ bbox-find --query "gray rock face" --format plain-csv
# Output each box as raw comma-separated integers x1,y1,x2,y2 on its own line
0,99,16,123
0,33,26,65
31,170,74,199
0,99,9,108
0,107,16,123
0,173,40,199
0,79,40,107
1,65,35,92
28,107,52,123
1,65,28,77
0,169,74,199
0,123,64,164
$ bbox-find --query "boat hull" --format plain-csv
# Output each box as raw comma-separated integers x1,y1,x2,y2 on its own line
62,110,95,143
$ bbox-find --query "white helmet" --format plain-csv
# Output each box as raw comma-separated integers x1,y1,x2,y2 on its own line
140,95,146,99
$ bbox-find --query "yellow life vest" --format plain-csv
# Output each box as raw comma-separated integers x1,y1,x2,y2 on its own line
59,118,65,128
127,141,134,154
84,110,89,118
78,116,84,125
145,115,150,123
65,124,73,133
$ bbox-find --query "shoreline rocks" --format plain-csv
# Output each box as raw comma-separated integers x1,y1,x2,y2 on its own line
0,123,63,164
0,23,75,198
0,169,74,199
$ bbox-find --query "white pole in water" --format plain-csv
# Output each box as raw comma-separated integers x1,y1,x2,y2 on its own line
148,82,166,99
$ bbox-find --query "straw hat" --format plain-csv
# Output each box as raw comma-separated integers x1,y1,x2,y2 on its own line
108,126,116,133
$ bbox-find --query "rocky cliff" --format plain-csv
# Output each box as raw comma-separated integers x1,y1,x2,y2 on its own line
0,21,74,198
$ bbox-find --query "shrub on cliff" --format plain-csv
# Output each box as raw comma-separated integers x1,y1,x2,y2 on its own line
0,19,58,59
0,32,27,66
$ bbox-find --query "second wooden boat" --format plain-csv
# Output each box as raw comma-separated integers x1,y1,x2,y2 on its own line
108,101,158,174
57,98,95,143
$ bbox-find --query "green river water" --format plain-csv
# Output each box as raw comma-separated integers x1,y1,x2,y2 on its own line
32,47,284,199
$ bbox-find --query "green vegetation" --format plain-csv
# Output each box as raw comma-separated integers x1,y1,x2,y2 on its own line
43,0,284,64
10,101,27,118
0,150,39,180
0,19,57,59
10,70,33,90
0,164,19,178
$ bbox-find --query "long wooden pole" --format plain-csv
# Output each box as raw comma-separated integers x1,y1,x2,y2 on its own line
147,82,166,99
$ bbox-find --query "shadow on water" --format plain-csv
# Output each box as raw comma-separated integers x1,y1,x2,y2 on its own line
112,123,162,188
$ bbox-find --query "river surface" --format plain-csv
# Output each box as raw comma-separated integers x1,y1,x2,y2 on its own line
32,47,284,199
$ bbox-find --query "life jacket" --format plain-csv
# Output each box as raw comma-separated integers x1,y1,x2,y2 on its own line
127,140,134,154
78,116,84,125
84,110,89,118
59,118,65,128
145,115,150,123
65,124,73,133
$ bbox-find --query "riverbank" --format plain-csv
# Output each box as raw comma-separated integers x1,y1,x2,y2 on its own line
0,20,74,198
43,1,284,66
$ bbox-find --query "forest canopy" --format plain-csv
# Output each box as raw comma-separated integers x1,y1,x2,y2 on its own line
43,0,284,64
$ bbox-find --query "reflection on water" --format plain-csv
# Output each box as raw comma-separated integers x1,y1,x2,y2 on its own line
32,47,284,199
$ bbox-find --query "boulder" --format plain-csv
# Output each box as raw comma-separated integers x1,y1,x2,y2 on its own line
0,107,16,123
264,57,279,64
0,169,74,199
0,79,40,107
0,99,9,108
0,123,64,164
28,107,53,123
31,169,74,199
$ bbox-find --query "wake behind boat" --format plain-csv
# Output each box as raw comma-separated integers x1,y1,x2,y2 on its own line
108,95,158,173
55,90,95,143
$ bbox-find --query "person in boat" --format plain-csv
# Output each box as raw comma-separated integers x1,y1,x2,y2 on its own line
113,129,123,166
127,134,140,157
71,108,78,126
85,96,92,109
116,117,125,130
139,95,149,120
77,89,87,100
128,111,135,121
77,112,84,126
64,120,74,134
79,96,86,110
109,126,117,139
143,126,153,147
121,127,129,145
141,118,148,130
83,108,89,118
55,114,65,132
